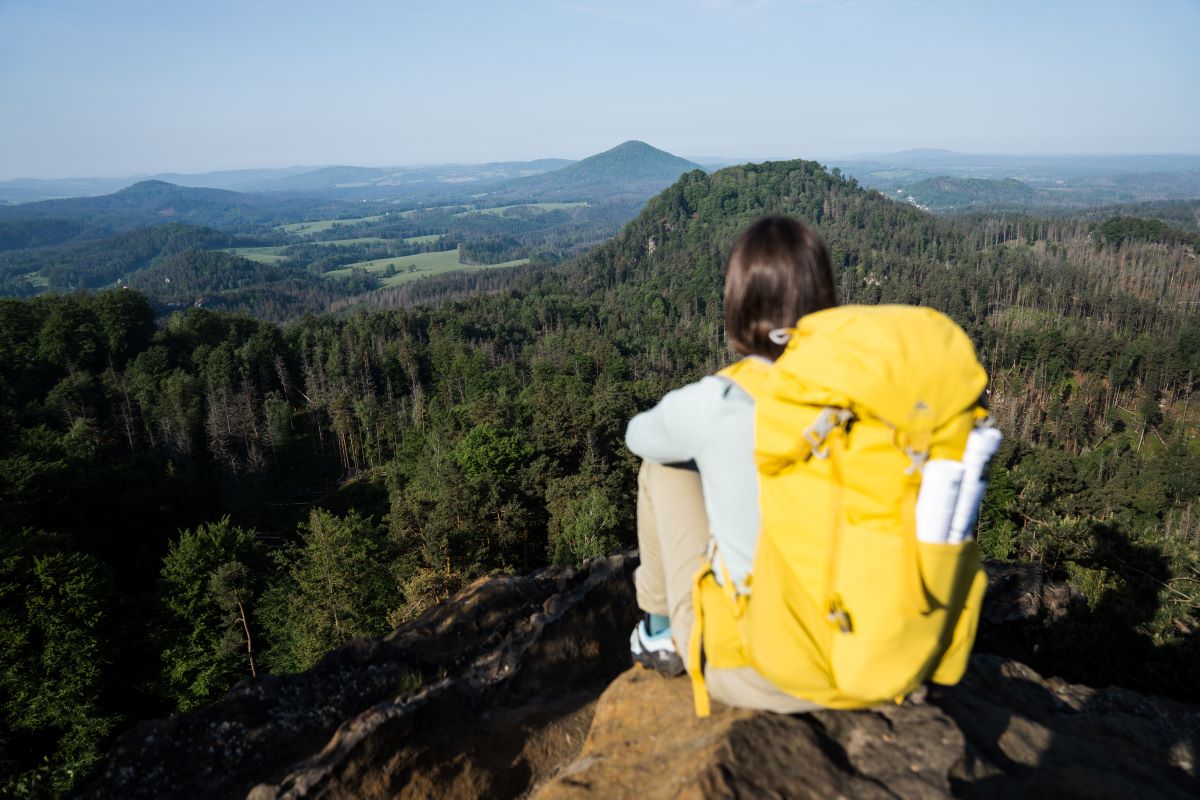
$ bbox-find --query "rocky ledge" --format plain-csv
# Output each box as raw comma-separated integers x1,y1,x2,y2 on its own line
537,654,1197,800
85,554,1198,799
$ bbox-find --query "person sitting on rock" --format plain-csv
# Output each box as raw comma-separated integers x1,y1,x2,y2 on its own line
624,215,836,712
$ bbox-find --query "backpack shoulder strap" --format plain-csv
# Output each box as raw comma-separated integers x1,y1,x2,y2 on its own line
716,356,771,397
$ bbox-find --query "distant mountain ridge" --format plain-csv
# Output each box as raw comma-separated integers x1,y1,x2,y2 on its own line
241,159,578,195
0,142,699,206
827,149,1200,212
2,180,274,220
0,140,700,249
836,149,1200,175
553,140,699,181
0,180,357,248
0,169,320,203
475,140,702,203
10,146,1200,206
0,159,580,203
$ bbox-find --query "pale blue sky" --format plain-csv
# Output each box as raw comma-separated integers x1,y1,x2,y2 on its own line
1,0,1197,179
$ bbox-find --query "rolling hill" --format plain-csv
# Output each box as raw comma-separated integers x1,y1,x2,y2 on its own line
900,176,1037,210
475,140,702,202
0,159,581,203
0,181,368,248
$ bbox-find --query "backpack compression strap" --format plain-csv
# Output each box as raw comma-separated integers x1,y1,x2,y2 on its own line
689,560,713,718
689,545,745,718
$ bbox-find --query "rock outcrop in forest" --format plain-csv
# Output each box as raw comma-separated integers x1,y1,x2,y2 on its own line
86,554,1200,799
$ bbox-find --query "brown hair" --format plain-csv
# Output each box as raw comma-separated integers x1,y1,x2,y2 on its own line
723,216,836,360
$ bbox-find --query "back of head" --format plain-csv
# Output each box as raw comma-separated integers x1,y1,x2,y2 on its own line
724,216,836,361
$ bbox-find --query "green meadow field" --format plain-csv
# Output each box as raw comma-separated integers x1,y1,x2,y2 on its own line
453,202,587,217
312,237,391,246
390,203,463,214
228,246,289,264
321,248,528,287
277,214,389,235
297,234,439,245
225,235,440,262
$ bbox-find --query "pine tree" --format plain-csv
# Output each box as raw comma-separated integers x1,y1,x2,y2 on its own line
159,518,263,711
259,509,399,673
0,529,117,796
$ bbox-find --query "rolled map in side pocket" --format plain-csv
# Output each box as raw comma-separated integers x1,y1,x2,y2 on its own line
947,426,1004,544
916,458,965,544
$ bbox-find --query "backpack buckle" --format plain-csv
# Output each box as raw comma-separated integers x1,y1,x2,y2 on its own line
903,447,929,475
827,597,853,633
804,407,854,460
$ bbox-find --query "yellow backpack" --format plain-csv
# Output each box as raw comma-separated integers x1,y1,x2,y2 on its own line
689,304,992,716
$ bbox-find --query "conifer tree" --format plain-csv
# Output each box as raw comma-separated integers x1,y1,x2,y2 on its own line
259,509,399,673
0,529,116,796
159,518,263,711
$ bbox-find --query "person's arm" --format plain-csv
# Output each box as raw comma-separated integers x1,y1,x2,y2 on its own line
625,378,719,464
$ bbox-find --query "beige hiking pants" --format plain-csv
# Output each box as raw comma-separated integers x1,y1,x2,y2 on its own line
633,461,821,714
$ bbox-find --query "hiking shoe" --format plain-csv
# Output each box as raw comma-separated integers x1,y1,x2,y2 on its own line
629,615,685,677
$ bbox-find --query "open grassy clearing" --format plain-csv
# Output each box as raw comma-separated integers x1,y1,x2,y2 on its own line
308,237,392,246
307,236,444,245
453,202,587,217
277,214,389,235
404,207,460,217
379,256,527,287
215,234,445,264
388,202,465,213
286,234,441,246
255,236,438,248
321,250,459,279
228,246,289,264
321,248,527,287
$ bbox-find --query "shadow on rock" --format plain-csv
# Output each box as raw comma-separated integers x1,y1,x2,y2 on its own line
84,548,1200,799
534,657,1199,800
939,655,1198,799
83,554,640,800
979,524,1200,705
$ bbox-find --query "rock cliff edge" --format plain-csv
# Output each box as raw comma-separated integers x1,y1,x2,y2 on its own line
86,554,1199,799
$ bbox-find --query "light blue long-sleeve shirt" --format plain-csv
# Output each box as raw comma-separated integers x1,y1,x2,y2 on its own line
625,371,763,588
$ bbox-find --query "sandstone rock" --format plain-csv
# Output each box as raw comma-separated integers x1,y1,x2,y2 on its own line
84,554,639,799
535,658,1199,800
980,561,1085,626
84,553,1198,799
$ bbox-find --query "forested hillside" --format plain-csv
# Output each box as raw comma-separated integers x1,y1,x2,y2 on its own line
0,197,639,313
1,160,1197,796
0,181,373,250
0,224,232,293
901,176,1036,210
0,142,700,313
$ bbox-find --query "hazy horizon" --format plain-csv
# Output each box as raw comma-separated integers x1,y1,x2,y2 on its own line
2,0,1198,181
8,144,1200,185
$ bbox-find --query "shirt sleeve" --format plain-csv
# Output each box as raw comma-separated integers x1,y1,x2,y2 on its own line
624,378,720,464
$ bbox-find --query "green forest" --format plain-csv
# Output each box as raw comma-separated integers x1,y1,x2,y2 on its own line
1,161,1198,796
0,192,643,322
